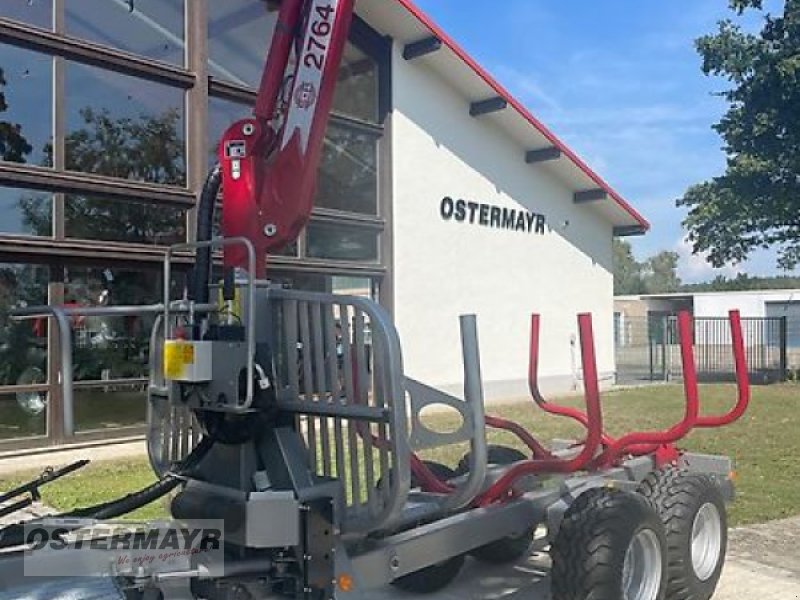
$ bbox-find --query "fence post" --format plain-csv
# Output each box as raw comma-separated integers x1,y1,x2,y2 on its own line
780,316,788,382
661,316,668,382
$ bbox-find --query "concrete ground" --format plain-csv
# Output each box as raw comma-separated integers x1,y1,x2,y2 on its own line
1,444,799,598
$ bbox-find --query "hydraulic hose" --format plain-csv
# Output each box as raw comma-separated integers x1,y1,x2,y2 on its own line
66,437,213,520
193,164,222,305
0,438,214,550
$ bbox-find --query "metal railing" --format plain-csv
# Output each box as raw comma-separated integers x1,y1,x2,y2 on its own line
615,315,790,385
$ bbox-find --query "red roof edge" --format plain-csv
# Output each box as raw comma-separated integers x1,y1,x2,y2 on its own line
397,0,651,232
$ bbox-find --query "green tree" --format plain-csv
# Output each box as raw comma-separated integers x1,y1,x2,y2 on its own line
614,239,645,295
643,251,682,294
678,0,800,270
613,240,682,295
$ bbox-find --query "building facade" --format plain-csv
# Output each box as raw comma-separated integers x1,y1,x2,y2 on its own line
0,1,647,451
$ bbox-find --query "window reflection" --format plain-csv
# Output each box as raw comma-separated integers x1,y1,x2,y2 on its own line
65,194,185,245
0,263,48,392
333,45,378,123
316,123,378,215
307,223,379,262
209,0,277,88
65,0,185,66
75,385,146,432
0,0,53,30
65,61,186,186
0,45,53,168
66,266,160,383
0,392,47,439
0,187,52,237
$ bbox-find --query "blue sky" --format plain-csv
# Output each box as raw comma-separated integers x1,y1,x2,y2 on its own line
413,0,790,283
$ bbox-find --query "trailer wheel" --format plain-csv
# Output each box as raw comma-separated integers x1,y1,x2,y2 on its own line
391,462,465,594
412,461,457,488
391,554,466,595
638,467,727,600
461,446,536,564
551,488,667,600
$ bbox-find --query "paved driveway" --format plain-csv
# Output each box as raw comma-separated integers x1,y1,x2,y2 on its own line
374,518,800,600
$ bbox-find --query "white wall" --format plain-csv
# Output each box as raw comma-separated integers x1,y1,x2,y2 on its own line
694,290,800,318
389,46,616,400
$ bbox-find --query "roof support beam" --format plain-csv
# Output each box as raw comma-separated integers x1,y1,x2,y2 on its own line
614,226,647,237
470,96,508,117
574,189,608,204
525,147,562,164
403,36,442,60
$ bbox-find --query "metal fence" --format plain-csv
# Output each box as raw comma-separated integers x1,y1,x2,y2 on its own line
615,315,793,385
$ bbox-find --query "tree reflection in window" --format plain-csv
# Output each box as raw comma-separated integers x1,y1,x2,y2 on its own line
0,66,33,164
18,107,187,244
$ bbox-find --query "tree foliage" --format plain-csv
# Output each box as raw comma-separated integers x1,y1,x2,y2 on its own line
613,240,683,295
678,0,800,270
682,273,800,291
20,107,186,244
0,66,32,163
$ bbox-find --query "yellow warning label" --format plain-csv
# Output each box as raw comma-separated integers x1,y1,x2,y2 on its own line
163,340,195,380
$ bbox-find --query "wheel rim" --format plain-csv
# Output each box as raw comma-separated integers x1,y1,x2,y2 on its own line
622,528,663,600
691,502,722,581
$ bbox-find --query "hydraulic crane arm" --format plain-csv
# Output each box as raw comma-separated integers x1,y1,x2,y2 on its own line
218,0,356,274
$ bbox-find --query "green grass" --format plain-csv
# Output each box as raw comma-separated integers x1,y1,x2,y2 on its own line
1,384,798,526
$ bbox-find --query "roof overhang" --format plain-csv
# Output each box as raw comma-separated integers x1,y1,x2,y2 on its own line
356,0,650,234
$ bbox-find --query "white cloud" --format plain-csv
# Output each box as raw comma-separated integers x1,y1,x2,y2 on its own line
676,237,743,283
492,64,564,115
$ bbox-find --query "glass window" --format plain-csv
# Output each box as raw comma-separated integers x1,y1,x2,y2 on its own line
333,45,379,123
307,223,379,262
209,0,277,88
65,0,185,66
75,384,146,432
65,61,186,186
208,96,251,166
0,0,53,29
65,194,185,245
66,267,160,382
0,392,47,439
0,45,53,168
0,187,52,236
0,263,49,388
315,123,378,215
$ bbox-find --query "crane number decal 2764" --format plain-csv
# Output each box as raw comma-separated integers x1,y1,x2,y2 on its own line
303,4,336,70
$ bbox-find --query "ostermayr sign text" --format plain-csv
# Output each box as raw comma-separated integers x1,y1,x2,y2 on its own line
440,197,546,235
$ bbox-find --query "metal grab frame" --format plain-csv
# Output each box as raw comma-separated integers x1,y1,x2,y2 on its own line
403,316,488,511
590,311,701,468
520,310,749,472
694,310,751,428
268,287,413,534
474,313,605,507
268,290,491,531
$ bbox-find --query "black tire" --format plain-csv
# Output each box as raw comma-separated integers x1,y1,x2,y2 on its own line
551,487,668,600
461,446,536,564
391,461,465,594
412,461,457,488
392,553,466,595
638,467,727,600
456,444,528,475
377,460,455,494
